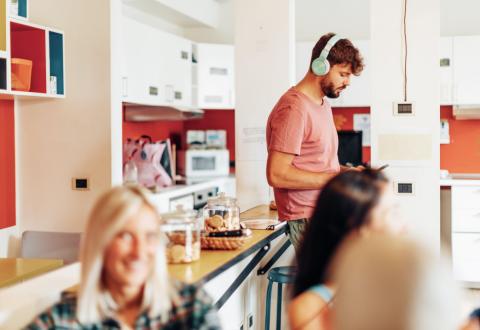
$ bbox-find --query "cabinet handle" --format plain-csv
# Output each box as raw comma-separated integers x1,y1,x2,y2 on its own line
149,86,159,96
180,51,189,60
210,67,228,76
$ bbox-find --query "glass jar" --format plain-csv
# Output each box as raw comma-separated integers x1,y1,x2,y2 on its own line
203,192,240,232
161,206,201,264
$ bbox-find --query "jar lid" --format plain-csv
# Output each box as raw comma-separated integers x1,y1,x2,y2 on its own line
161,205,198,224
206,192,237,207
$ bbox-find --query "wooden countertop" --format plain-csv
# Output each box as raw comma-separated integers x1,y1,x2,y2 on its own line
169,204,283,284
0,258,64,288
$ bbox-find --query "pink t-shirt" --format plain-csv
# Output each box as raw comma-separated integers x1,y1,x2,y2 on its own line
266,87,340,220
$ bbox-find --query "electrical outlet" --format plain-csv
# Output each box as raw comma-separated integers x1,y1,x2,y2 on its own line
394,181,415,195
239,324,244,330
72,178,89,191
248,314,254,328
393,102,415,116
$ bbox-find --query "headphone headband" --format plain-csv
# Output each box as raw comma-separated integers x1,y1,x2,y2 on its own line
311,34,343,76
319,35,342,61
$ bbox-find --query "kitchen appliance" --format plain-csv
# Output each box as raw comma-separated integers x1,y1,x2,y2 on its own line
177,149,230,177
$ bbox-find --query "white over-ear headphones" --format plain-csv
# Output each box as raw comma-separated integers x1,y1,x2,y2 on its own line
311,35,342,76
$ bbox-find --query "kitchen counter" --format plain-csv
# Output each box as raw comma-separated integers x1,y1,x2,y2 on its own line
440,173,480,186
169,204,283,284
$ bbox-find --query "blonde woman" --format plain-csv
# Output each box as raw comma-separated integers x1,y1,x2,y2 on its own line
25,185,221,329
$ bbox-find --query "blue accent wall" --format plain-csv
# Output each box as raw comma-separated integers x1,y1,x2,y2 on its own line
49,31,64,95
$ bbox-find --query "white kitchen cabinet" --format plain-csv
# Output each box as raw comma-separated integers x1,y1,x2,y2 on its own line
295,40,370,107
121,16,192,107
452,233,480,283
452,36,480,105
451,185,480,284
439,37,453,105
194,43,235,109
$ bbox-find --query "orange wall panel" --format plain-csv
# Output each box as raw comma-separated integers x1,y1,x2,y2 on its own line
0,100,15,229
440,106,480,173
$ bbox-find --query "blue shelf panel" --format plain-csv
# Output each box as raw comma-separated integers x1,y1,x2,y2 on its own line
17,0,26,18
49,31,64,95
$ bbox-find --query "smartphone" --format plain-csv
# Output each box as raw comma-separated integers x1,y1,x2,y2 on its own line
378,164,389,171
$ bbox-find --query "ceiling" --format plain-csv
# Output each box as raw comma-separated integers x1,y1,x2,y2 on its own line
201,0,480,42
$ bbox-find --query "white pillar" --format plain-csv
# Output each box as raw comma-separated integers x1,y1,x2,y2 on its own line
234,0,295,211
370,0,440,250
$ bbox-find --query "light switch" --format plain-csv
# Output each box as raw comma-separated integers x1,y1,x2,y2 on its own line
72,178,89,191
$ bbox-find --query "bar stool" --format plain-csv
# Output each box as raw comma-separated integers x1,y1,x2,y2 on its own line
264,266,297,330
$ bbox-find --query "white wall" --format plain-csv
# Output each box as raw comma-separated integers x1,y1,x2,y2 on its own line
234,0,295,211
11,0,121,240
183,0,234,44
370,0,440,250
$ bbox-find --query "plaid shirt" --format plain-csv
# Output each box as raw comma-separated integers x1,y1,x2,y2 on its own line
25,282,221,330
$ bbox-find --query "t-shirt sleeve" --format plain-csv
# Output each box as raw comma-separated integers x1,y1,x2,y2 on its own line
268,105,305,156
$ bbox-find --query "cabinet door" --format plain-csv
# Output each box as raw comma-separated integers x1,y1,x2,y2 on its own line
452,36,480,105
197,43,235,109
164,34,192,107
122,17,162,105
439,37,453,105
452,233,480,282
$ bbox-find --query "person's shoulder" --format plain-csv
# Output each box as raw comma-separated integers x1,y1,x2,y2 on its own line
273,88,308,112
289,290,328,313
24,293,79,329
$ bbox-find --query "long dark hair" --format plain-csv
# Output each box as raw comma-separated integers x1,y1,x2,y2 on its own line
293,169,388,297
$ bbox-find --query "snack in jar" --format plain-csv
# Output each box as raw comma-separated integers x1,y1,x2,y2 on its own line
161,206,201,264
203,192,240,232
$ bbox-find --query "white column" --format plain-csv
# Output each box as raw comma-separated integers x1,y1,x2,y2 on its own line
234,0,295,211
370,0,440,250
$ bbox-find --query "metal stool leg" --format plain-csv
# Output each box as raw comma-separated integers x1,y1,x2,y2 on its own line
276,283,283,330
265,280,273,330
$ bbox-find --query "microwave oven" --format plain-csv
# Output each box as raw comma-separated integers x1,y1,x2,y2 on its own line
177,149,230,177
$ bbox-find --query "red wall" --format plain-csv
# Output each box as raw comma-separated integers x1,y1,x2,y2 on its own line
440,106,480,173
123,109,236,162
0,100,15,229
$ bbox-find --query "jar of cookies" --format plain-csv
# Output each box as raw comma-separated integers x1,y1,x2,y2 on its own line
203,192,240,232
161,206,201,264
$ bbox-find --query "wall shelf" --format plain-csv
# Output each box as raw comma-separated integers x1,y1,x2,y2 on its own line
0,5,65,99
10,21,46,93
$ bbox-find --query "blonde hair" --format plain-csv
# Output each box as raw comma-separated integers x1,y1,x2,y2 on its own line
77,185,177,323
330,235,461,330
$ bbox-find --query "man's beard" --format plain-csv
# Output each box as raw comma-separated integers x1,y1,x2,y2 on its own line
321,80,345,99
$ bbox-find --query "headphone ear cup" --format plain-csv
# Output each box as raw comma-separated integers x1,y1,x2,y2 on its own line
311,58,330,76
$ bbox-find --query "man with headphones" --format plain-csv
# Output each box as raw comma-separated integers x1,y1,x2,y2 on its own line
266,33,364,250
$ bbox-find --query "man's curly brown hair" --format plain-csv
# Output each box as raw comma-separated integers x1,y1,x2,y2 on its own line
310,33,364,76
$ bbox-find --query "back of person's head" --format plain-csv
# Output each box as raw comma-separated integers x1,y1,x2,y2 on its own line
293,169,390,297
310,33,364,76
77,185,175,323
330,234,460,330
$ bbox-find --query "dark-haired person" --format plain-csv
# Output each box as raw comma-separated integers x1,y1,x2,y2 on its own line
288,169,396,330
266,33,365,250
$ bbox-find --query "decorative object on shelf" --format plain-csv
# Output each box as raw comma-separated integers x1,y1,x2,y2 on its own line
11,57,31,91
49,75,57,95
9,0,18,17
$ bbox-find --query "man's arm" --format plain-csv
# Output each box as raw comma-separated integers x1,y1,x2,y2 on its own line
266,150,335,189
